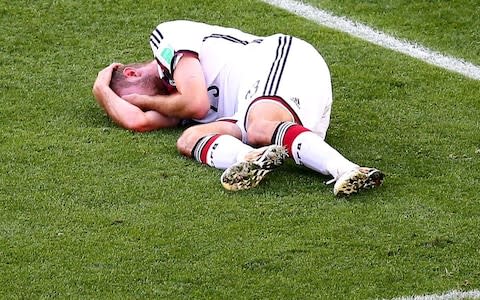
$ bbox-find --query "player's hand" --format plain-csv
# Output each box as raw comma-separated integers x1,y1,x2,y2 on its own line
92,62,123,94
122,93,151,110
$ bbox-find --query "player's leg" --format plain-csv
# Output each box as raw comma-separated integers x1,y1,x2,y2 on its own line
222,35,383,195
177,121,248,169
177,121,287,190
245,101,384,196
255,37,384,195
215,107,288,191
245,101,357,179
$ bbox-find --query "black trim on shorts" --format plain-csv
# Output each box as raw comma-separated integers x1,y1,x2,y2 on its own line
263,35,293,96
243,96,302,132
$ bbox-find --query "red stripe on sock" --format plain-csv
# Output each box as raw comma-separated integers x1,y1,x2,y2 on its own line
200,134,221,164
283,125,310,156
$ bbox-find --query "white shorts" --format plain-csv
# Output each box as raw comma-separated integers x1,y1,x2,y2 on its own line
227,34,333,143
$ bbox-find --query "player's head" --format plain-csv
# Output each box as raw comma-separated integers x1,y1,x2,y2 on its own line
110,61,166,97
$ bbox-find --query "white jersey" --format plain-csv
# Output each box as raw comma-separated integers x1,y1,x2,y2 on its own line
149,20,263,123
150,20,333,141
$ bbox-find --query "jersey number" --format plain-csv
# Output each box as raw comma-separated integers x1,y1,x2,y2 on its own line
245,80,260,100
208,86,219,112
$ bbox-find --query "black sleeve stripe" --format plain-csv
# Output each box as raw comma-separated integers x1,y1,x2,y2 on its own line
170,50,199,78
155,28,164,40
150,38,159,49
175,49,199,58
150,28,163,48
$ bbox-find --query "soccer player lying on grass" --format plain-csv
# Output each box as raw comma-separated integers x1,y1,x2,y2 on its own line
92,20,384,196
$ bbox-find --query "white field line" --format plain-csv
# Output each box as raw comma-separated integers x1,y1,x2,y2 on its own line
259,0,480,80
389,289,480,300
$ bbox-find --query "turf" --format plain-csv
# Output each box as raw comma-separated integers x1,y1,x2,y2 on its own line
308,0,480,65
1,0,479,299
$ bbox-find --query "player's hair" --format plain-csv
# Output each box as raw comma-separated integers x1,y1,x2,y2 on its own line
109,62,160,96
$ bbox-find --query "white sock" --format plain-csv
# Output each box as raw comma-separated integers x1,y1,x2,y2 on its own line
291,131,358,179
192,134,253,170
272,122,358,179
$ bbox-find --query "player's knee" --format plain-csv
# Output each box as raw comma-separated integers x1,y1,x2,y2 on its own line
176,127,198,157
245,127,263,145
176,135,189,157
246,120,280,146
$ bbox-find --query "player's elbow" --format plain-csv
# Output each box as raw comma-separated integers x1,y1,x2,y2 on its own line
189,105,209,120
122,118,152,132
187,95,210,119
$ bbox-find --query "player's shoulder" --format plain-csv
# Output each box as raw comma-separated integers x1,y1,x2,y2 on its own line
152,20,261,43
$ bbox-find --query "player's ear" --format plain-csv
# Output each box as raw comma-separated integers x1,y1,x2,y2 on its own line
123,67,140,77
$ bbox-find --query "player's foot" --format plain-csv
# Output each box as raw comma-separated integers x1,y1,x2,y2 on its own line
220,145,288,191
333,167,385,196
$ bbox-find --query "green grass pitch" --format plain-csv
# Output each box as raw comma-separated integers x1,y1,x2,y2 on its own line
1,0,479,299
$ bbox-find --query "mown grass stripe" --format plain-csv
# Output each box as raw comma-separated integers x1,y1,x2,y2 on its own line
260,0,480,80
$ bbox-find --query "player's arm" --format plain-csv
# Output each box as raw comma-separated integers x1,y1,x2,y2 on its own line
92,63,180,132
122,53,210,120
